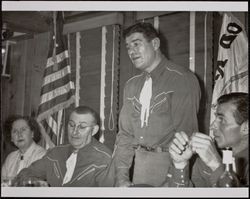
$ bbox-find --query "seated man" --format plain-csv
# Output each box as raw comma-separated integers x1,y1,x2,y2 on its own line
14,106,115,187
168,92,248,187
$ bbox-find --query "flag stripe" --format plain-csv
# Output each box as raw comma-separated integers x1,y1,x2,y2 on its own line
47,115,58,139
46,51,69,69
38,93,75,121
44,60,69,79
45,111,64,146
40,81,74,105
42,73,73,93
39,89,75,113
44,59,70,79
41,119,57,145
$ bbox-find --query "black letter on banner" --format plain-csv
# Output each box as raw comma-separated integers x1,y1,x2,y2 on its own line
215,59,228,81
227,22,242,34
219,34,237,49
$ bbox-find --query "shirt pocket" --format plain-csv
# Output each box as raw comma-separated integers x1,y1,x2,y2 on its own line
150,92,173,114
127,96,141,116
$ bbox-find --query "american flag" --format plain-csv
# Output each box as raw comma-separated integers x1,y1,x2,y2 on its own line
37,11,75,147
210,12,248,137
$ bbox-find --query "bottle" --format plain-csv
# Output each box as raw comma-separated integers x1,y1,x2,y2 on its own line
216,147,240,187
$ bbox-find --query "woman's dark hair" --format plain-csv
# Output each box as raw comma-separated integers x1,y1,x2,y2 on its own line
3,115,41,143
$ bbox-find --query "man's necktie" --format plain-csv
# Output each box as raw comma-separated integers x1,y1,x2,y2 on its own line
62,150,78,185
139,75,152,128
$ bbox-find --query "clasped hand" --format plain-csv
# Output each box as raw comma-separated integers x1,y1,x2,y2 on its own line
169,131,221,171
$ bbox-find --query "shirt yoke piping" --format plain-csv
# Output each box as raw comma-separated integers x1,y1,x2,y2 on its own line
165,66,183,76
154,91,174,100
71,164,108,183
203,170,211,176
127,96,140,103
93,146,111,158
126,74,144,84
46,156,63,178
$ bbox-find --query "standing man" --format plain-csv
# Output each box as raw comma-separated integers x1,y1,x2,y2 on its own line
169,92,249,187
14,106,114,187
113,22,201,187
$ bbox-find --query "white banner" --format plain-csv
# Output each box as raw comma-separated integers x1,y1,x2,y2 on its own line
210,12,248,137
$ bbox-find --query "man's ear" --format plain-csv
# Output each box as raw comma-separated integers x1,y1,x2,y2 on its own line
240,121,248,136
91,125,99,136
152,37,160,50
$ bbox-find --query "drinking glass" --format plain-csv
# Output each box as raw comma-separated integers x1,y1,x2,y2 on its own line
1,178,16,187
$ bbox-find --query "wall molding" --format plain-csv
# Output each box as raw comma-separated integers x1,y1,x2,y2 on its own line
63,12,124,34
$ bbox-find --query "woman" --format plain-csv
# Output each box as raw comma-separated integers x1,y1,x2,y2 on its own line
1,115,46,180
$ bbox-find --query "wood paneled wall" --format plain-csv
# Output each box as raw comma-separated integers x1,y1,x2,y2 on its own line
1,32,50,164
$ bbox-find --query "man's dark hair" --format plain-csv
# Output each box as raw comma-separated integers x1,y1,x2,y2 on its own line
217,92,248,125
73,106,100,126
123,22,159,42
3,115,41,143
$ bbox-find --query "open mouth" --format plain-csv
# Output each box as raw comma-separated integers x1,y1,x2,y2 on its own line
131,56,140,61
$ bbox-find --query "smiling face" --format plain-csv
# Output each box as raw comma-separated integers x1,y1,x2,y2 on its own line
67,111,98,150
210,102,241,148
11,119,34,152
125,32,160,73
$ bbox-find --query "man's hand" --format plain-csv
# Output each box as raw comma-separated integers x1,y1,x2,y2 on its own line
190,132,221,171
169,131,193,169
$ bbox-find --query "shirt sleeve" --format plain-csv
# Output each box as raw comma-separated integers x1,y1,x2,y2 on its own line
1,152,18,180
193,157,248,187
113,84,135,186
209,164,224,186
163,162,193,187
191,157,222,187
96,157,116,187
1,155,10,179
172,72,201,136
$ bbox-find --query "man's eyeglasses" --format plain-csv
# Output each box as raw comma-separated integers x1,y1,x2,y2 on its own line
68,121,95,133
